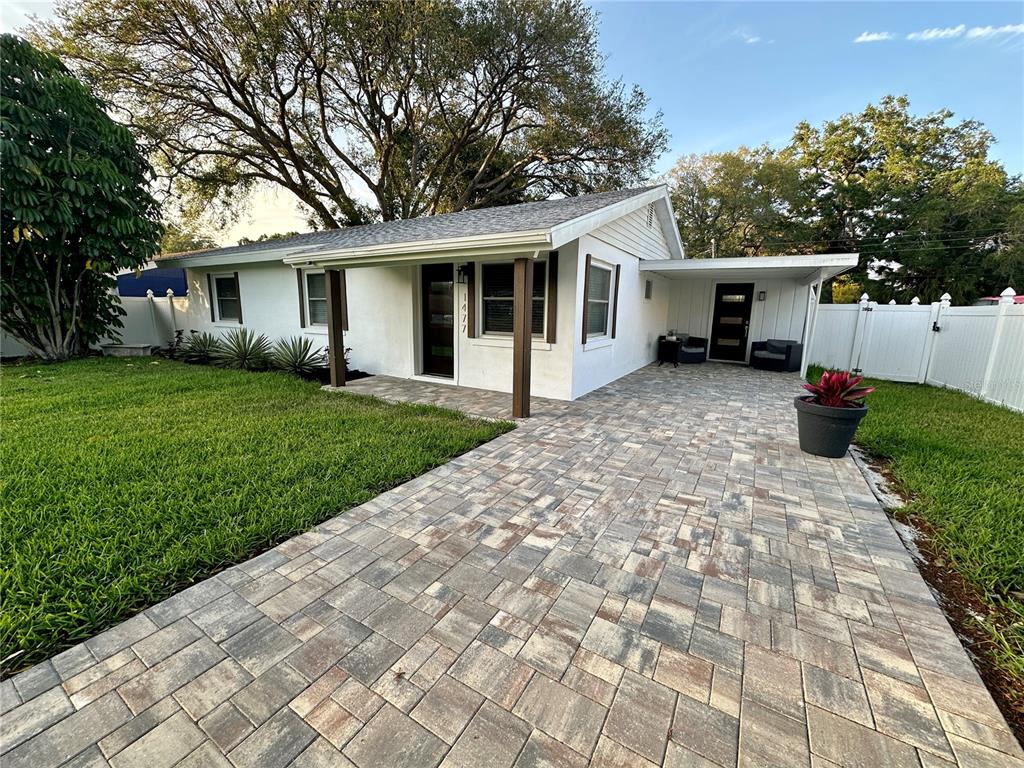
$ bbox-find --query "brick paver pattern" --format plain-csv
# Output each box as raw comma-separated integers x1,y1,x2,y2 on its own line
2,364,1021,767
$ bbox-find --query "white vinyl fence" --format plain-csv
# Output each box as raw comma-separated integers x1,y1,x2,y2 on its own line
1,290,188,358
808,288,1024,412
104,290,188,348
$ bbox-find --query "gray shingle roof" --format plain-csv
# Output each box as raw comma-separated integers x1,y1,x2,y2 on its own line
157,186,661,263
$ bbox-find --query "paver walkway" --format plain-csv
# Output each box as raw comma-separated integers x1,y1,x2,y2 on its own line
3,364,1021,767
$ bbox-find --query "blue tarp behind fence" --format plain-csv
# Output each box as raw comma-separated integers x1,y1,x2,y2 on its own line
117,267,188,297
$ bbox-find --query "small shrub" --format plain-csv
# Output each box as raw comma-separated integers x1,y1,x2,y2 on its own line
272,336,324,375
214,327,272,370
802,369,874,408
159,329,185,360
324,345,353,369
181,331,222,364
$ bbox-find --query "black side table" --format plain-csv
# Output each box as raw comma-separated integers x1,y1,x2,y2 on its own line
658,337,684,367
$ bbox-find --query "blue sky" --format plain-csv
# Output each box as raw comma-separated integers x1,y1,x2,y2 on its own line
591,1,1024,175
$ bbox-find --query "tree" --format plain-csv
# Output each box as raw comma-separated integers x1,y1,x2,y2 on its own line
666,147,811,258
32,0,668,228
667,97,1023,303
237,231,303,246
160,223,217,254
791,96,1022,303
1,35,162,360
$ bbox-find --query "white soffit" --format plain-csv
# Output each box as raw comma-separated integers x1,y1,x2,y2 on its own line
640,253,859,282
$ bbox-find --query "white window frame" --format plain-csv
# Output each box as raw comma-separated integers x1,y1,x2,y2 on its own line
212,272,241,323
304,269,328,327
478,260,547,338
586,261,613,339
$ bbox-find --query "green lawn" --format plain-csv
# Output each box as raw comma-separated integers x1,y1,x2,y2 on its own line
1,357,512,672
845,375,1024,708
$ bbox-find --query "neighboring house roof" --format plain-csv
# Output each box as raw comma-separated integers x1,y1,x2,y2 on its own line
157,186,684,268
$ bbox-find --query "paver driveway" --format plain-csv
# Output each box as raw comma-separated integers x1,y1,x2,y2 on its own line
2,364,1021,767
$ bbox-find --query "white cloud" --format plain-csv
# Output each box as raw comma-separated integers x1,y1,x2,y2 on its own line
907,24,966,41
733,29,762,45
854,31,895,44
966,23,1024,40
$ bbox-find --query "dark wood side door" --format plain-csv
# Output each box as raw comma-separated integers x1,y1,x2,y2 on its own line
709,282,755,361
421,264,454,377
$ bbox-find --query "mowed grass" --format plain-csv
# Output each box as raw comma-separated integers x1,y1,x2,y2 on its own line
1,357,512,672
849,376,1024,696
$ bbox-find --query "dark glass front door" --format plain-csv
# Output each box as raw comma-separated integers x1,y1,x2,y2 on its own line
421,264,454,377
709,282,755,361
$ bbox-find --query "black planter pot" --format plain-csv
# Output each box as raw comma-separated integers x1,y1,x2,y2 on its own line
793,396,867,458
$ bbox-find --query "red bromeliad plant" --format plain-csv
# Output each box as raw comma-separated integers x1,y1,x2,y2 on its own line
802,370,875,408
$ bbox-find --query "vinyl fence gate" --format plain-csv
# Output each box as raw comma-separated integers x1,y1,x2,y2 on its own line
807,288,1024,413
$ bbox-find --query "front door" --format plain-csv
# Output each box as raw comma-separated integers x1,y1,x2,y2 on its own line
421,264,454,377
709,283,755,361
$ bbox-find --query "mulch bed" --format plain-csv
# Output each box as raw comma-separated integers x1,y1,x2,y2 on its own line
302,368,372,385
865,454,1024,742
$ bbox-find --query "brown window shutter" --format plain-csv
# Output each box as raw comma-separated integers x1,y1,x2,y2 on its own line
611,264,621,339
340,269,349,331
581,254,592,344
465,262,477,338
233,272,243,324
206,273,216,321
545,252,558,344
296,270,306,328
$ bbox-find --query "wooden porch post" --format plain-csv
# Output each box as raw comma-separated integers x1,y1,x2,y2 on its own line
325,268,346,387
512,257,534,418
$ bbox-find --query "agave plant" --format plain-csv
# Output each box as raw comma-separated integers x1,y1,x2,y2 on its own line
180,331,222,364
271,336,325,375
213,327,272,370
802,370,875,408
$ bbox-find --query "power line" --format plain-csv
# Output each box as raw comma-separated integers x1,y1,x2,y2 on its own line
750,232,1009,247
683,232,1013,254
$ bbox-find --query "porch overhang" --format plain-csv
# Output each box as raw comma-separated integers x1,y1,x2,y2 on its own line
283,230,554,270
639,253,859,283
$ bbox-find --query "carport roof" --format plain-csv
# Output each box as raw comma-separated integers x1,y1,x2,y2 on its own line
640,253,859,283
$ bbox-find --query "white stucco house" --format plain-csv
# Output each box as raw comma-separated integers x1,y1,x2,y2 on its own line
158,186,856,415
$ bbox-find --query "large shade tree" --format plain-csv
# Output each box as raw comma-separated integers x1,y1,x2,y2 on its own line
1,34,162,360
667,147,812,258
792,96,1022,303
666,97,1022,304
33,0,668,227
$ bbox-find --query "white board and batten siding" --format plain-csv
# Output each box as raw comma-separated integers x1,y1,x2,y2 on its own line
666,277,810,353
589,204,672,261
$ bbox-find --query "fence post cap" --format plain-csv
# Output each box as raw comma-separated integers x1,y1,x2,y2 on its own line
166,288,175,297
145,289,155,298
910,297,920,305
940,292,952,305
859,293,870,306
889,299,896,305
999,287,1016,303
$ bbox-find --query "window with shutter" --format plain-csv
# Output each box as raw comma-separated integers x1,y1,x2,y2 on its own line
481,261,546,335
305,272,328,325
586,263,612,337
